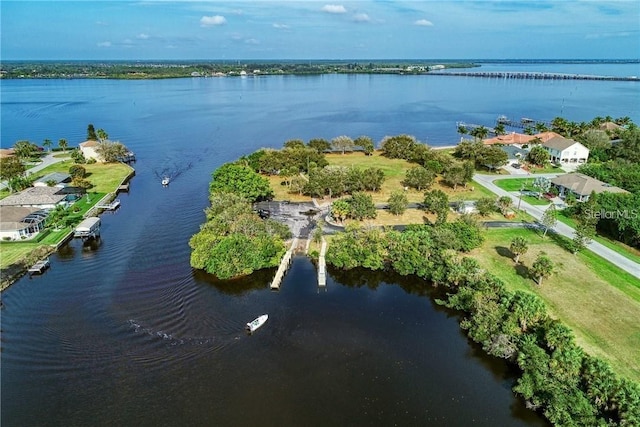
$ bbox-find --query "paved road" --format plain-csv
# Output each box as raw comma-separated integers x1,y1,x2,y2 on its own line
0,153,69,190
473,173,640,280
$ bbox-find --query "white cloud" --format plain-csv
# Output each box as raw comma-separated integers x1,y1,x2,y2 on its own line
200,15,227,27
414,19,434,26
322,4,347,14
137,33,150,40
353,13,370,22
97,41,112,47
273,23,290,29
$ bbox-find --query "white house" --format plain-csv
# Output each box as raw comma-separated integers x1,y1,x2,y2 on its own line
0,206,49,240
551,173,627,202
79,140,101,162
542,136,589,164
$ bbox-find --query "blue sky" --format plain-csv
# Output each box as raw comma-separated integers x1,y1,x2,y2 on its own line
1,1,639,60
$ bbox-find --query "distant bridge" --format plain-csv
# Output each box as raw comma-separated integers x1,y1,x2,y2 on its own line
427,71,639,82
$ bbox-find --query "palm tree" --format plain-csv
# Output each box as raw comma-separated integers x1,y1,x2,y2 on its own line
96,129,109,142
42,139,53,152
494,123,506,136
534,122,549,133
530,251,557,286
510,237,528,264
58,138,68,153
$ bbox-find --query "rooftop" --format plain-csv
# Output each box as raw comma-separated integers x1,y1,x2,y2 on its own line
551,173,628,197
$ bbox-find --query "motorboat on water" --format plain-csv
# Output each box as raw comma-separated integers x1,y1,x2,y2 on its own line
161,176,170,186
246,314,268,333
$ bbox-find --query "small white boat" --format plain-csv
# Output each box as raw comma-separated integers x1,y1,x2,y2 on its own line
246,314,268,332
161,177,170,186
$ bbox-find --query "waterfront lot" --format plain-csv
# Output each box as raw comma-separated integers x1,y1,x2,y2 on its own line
470,227,640,382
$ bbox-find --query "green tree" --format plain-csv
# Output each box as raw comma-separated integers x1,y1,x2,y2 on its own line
527,145,550,167
443,161,468,190
96,129,108,142
615,126,640,163
423,189,449,225
469,126,489,141
13,140,38,161
453,139,483,161
475,197,496,216
87,124,98,141
510,236,528,264
532,177,551,199
346,192,377,220
94,141,127,163
541,204,557,237
210,162,274,202
307,138,331,154
42,138,53,152
478,145,508,171
403,166,434,191
283,139,306,149
354,135,375,155
497,196,513,215
331,135,355,154
58,138,68,153
494,123,506,136
0,156,26,183
68,164,87,179
330,199,350,223
530,251,557,285
387,190,408,216
379,134,418,160
71,149,86,164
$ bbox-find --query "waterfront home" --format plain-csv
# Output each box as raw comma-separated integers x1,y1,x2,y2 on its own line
0,148,15,158
542,137,589,165
0,186,68,209
33,172,71,188
551,173,627,202
79,140,101,162
0,206,49,240
483,132,536,145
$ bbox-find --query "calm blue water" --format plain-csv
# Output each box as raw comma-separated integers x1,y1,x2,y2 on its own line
2,63,638,426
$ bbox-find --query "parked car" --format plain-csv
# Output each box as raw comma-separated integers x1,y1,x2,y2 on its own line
511,163,521,169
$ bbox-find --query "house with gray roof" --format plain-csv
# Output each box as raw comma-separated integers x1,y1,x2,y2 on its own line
0,186,68,209
33,172,71,188
0,206,49,240
551,173,627,202
542,137,589,165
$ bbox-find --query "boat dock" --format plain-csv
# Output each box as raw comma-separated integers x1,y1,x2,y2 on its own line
496,115,552,129
317,238,327,287
270,238,298,290
28,258,50,274
96,199,120,210
456,121,497,135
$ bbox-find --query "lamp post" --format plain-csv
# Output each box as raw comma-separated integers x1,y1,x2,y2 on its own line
517,184,524,211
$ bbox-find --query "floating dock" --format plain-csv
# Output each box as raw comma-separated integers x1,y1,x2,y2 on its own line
28,258,50,274
270,238,298,290
96,199,120,210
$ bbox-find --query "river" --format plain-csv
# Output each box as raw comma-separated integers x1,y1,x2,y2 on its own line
2,62,639,426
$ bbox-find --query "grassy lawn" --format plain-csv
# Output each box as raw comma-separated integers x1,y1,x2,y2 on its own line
32,160,133,193
268,151,500,205
0,242,43,267
470,227,640,381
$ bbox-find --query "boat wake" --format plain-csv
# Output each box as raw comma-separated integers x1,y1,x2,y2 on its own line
127,319,238,347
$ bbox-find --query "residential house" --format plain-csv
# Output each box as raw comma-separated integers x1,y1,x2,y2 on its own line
542,137,589,164
79,140,101,162
551,173,627,202
33,172,71,188
0,186,68,209
483,132,536,145
0,206,49,240
0,148,15,158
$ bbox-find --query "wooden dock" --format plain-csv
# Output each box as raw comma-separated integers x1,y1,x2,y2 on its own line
28,258,50,274
270,238,298,290
317,238,327,287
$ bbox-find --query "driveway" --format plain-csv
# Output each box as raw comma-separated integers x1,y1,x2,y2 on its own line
473,173,640,279
1,153,70,190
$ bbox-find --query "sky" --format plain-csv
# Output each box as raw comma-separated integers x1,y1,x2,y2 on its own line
1,0,639,60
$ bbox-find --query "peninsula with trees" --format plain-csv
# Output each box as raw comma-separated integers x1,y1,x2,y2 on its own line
191,120,640,426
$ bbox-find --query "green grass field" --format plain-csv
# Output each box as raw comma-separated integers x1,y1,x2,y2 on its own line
470,227,640,381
